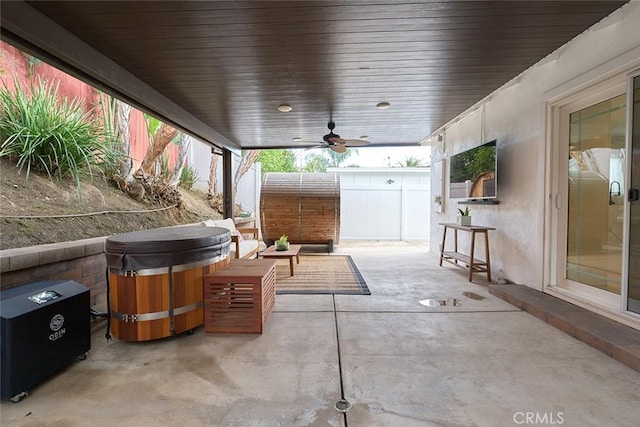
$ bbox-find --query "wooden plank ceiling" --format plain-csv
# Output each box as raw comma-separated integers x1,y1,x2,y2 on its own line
16,1,629,150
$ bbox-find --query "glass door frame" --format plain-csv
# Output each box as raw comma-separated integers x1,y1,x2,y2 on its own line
547,75,628,312
622,69,640,317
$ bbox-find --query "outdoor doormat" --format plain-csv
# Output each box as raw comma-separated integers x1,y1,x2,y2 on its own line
274,255,371,295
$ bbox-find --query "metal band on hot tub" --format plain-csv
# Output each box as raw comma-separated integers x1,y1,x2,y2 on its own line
111,301,203,323
108,254,227,277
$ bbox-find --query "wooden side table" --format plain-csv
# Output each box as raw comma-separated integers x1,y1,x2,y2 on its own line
203,259,276,333
438,223,495,282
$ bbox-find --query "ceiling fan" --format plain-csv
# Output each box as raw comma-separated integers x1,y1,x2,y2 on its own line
307,121,370,153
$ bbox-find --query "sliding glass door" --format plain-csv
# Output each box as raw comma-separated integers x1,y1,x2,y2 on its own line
551,74,629,310
628,75,640,314
551,70,640,321
566,94,626,296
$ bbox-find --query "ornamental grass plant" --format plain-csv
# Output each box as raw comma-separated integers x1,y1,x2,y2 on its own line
0,77,120,196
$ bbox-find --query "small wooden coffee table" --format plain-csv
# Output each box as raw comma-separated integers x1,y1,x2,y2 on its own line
259,244,301,276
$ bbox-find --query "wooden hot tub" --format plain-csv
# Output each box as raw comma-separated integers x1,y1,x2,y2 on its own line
105,226,231,341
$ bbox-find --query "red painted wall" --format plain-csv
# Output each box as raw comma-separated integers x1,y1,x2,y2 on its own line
129,110,148,168
0,41,180,170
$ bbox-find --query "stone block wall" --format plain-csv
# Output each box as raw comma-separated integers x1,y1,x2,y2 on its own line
0,237,109,309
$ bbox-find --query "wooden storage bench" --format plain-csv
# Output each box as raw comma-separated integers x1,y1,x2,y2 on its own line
203,259,277,334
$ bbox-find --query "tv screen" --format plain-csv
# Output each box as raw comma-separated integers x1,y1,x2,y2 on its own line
449,140,497,199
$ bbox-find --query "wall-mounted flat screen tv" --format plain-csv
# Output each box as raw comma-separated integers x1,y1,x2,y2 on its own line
449,140,497,200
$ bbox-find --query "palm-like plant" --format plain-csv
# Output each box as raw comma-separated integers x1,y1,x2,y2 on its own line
397,156,425,167
326,148,356,167
303,154,329,172
138,115,179,175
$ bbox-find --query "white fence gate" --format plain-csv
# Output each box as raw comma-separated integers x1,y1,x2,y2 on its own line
333,168,430,241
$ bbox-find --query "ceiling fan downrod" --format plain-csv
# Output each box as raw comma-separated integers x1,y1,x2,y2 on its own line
324,121,340,143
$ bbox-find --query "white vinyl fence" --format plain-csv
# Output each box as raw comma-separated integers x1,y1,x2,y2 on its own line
187,148,430,243
332,168,431,241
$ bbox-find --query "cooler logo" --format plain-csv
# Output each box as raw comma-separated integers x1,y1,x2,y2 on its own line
49,314,66,341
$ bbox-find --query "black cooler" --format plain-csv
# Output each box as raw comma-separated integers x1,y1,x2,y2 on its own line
0,280,90,401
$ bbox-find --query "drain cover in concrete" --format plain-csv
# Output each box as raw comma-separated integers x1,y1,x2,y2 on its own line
419,298,461,307
462,291,486,300
334,399,352,413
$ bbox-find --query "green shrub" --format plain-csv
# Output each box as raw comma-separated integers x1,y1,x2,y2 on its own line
0,77,120,188
179,165,198,190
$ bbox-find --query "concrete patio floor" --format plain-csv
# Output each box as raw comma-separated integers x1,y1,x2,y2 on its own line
2,241,639,426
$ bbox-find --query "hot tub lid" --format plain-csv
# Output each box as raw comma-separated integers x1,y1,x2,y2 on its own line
105,226,231,271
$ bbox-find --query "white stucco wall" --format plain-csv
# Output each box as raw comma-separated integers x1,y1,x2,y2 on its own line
189,139,214,191
236,162,260,218
430,2,640,289
188,142,260,229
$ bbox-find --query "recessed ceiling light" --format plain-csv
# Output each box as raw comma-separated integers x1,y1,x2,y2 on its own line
376,102,390,110
293,137,302,142
359,135,369,140
278,104,293,112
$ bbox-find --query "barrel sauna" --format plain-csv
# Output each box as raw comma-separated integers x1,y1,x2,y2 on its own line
261,173,340,251
105,226,231,342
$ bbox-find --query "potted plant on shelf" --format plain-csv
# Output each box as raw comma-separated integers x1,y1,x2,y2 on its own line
457,207,472,226
275,234,289,251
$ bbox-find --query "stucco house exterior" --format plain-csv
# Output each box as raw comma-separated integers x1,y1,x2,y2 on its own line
428,2,640,328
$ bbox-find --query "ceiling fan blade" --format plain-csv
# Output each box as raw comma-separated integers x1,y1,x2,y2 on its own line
328,136,347,144
343,139,370,147
331,144,347,153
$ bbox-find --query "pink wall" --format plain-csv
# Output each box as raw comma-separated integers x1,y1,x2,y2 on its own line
1,43,99,116
129,110,148,169
1,44,29,92
0,41,180,170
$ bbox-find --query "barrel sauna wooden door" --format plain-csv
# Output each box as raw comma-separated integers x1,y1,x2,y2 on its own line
261,173,340,247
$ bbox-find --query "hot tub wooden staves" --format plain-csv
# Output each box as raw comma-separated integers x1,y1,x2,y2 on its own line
105,226,231,341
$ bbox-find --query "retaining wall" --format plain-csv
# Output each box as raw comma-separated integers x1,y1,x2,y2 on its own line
1,237,109,309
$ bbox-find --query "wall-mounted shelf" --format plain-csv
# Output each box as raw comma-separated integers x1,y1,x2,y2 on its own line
458,200,500,205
